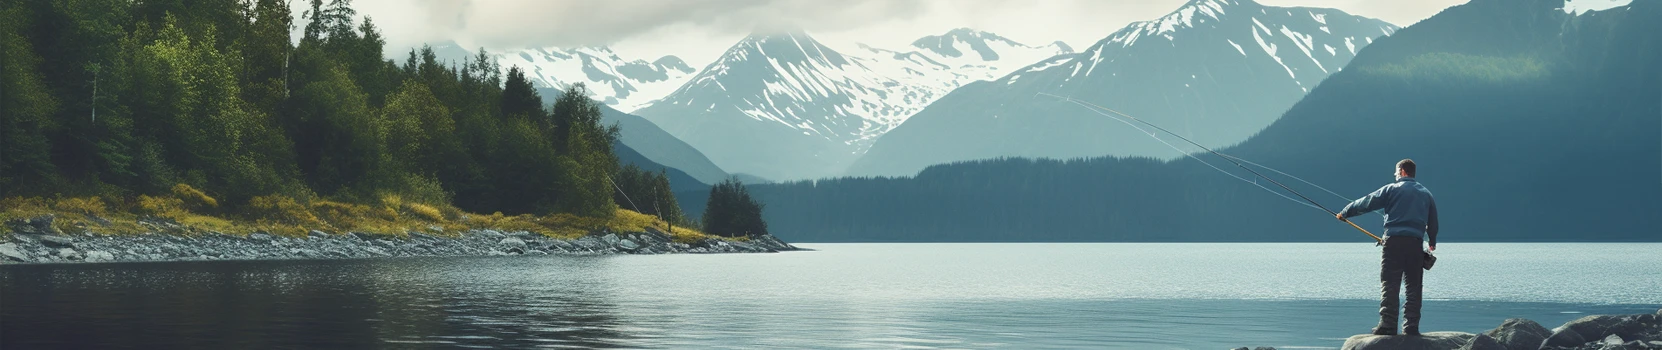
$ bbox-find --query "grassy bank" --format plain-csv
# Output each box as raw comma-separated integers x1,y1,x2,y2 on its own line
2,184,719,244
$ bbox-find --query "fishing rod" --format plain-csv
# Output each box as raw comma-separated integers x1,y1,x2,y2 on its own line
1039,92,1383,244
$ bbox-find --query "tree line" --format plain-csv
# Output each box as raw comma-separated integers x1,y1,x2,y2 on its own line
0,0,695,225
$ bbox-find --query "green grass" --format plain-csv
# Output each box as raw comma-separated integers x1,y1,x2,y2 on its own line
3,187,725,242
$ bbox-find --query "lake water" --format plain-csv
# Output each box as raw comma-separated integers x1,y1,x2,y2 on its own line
3,243,1659,349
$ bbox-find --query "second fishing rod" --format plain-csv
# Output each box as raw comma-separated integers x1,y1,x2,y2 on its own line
1037,92,1384,244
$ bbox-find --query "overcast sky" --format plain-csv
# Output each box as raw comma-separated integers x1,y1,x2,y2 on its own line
308,0,1526,66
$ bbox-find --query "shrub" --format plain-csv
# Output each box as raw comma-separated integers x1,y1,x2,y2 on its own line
246,195,323,227
51,197,109,216
171,184,219,210
136,195,185,216
403,202,445,222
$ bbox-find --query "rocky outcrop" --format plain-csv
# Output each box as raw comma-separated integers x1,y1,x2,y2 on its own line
1476,318,1552,350
1244,312,1662,350
1343,332,1476,350
1,226,801,264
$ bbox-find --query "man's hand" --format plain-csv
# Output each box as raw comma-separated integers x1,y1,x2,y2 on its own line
1336,213,1346,222
1429,245,1436,252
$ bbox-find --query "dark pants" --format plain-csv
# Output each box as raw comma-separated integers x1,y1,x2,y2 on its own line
1379,236,1424,331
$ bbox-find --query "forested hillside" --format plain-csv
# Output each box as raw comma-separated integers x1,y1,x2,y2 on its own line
0,0,702,237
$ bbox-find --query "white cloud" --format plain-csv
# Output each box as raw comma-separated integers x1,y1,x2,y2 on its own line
313,0,1470,68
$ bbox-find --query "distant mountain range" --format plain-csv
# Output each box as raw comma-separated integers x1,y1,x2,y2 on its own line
680,0,1662,242
632,30,1073,181
846,0,1398,178
502,47,696,112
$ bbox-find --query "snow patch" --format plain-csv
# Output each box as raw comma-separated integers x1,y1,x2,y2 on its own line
1228,39,1246,56
1561,0,1631,15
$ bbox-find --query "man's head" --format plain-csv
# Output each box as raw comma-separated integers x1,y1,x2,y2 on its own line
1396,159,1416,178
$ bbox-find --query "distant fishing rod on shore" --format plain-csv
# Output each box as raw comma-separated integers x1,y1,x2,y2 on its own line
1038,92,1383,244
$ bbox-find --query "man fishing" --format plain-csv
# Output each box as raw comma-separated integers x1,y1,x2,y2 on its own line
1336,159,1439,336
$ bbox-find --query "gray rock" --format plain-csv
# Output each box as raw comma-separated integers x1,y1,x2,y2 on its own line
308,230,329,238
83,251,115,262
56,248,82,260
1483,318,1551,350
1254,348,1278,350
499,237,527,250
8,214,61,235
618,239,640,251
0,243,32,262
1603,334,1625,345
1549,315,1653,347
248,233,273,241
1341,332,1475,350
1544,328,1587,348
601,233,620,245
1232,348,1249,350
38,234,75,248
1458,334,1506,350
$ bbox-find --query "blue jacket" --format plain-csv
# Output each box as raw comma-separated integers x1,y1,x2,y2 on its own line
1340,177,1439,246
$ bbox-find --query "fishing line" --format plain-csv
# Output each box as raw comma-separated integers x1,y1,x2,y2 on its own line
1053,98,1325,212
1039,92,1383,242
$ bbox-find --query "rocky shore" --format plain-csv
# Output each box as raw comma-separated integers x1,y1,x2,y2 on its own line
1,215,800,264
1236,309,1662,350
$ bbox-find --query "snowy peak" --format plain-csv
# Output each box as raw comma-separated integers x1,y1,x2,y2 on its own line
1013,0,1398,93
912,28,1021,60
724,31,852,68
495,45,699,112
637,29,1074,180
907,28,1075,69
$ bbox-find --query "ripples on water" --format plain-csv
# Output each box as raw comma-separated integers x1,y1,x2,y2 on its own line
3,243,1659,348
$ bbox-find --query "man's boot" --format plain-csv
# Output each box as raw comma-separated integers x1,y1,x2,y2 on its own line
1371,325,1397,336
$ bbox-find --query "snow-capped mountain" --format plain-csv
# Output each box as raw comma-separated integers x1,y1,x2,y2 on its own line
846,0,1398,177
495,46,697,112
633,30,1072,181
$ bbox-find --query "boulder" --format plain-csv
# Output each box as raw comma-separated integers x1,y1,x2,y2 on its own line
83,251,115,262
248,233,273,241
618,239,640,251
308,230,330,238
1542,328,1586,348
601,233,620,245
1457,334,1506,350
7,214,61,235
1546,315,1653,348
38,234,75,248
499,237,527,250
0,243,32,262
1482,318,1552,350
56,248,82,260
1342,332,1476,350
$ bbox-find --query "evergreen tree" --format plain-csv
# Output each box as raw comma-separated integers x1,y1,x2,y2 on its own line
702,178,767,237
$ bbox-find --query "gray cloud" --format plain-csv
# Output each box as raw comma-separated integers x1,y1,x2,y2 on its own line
448,0,929,49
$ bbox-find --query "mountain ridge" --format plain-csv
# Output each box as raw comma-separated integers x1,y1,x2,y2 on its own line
847,0,1397,178
634,29,1072,181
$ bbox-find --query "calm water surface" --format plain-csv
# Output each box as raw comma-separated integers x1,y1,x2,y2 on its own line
3,243,1659,349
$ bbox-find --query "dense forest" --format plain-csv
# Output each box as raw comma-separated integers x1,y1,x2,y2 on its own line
0,0,762,238
682,0,1662,242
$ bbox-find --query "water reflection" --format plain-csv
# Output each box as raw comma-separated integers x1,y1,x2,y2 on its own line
4,244,1660,348
1,256,644,348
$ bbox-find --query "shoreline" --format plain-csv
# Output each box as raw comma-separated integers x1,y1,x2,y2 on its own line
1,227,800,265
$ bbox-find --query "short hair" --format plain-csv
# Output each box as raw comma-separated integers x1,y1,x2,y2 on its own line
1397,159,1416,177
